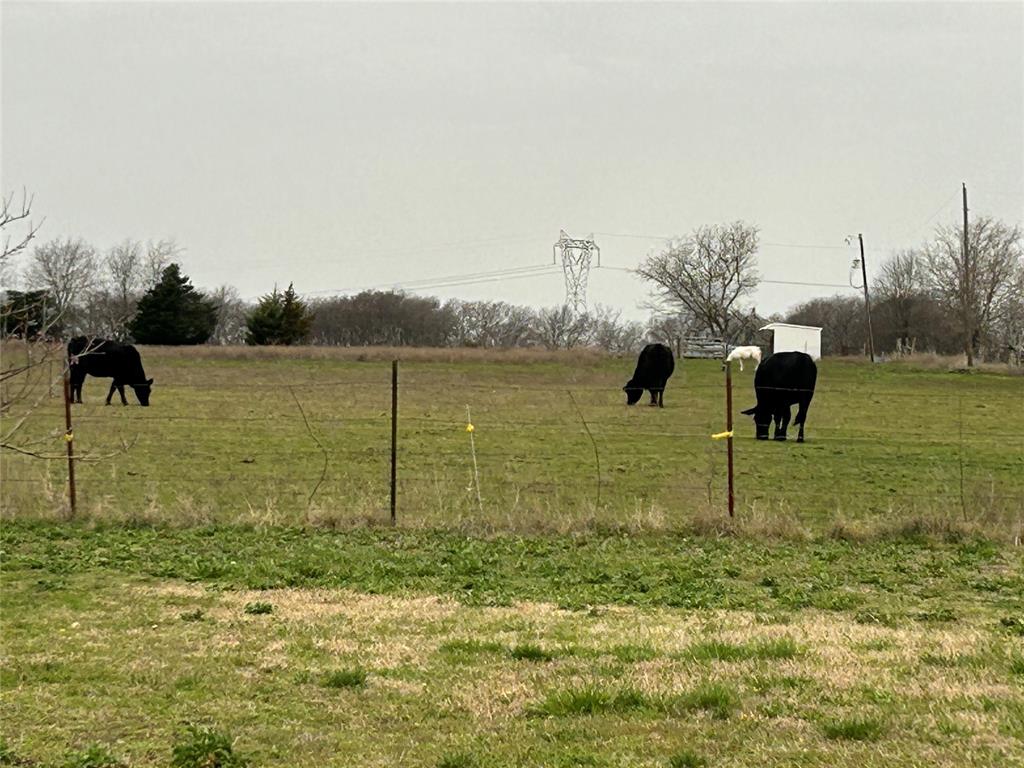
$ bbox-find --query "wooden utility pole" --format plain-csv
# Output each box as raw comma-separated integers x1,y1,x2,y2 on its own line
962,182,973,367
858,234,876,363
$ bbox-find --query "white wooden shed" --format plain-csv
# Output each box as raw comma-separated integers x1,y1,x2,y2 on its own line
759,322,822,360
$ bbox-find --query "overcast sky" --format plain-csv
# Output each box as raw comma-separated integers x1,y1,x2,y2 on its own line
2,2,1022,319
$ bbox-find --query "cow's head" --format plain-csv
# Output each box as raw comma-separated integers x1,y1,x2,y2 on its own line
132,378,154,407
623,379,644,405
741,404,770,440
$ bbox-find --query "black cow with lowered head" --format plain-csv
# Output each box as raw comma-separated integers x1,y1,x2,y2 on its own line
623,343,675,407
68,337,153,406
741,351,816,441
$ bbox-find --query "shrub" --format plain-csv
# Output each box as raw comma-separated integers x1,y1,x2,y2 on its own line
243,601,273,615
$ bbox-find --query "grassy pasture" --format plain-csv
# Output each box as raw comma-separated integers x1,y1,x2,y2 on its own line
1,524,1023,766
1,346,1022,533
1,348,1023,765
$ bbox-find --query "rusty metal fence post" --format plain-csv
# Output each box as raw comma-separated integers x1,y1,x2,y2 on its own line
725,361,735,518
390,359,398,525
62,367,77,518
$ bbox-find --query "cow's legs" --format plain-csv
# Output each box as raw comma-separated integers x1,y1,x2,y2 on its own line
658,385,665,408
648,388,658,406
795,399,811,443
69,369,86,403
774,406,791,441
117,383,128,405
105,381,117,405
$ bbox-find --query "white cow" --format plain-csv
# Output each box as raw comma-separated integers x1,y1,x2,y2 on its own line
725,345,762,371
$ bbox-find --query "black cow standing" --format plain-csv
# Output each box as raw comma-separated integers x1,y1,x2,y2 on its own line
67,337,153,406
623,343,675,407
741,351,816,441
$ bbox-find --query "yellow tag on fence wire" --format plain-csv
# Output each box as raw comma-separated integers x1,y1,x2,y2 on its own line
466,423,475,433
64,430,74,442
710,430,733,440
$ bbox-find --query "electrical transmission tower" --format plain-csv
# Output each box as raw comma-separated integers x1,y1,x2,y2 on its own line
552,230,600,313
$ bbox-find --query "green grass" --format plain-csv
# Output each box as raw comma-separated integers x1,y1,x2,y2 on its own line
531,686,656,717
170,725,248,768
321,667,368,690
61,745,123,768
683,637,800,662
2,350,1023,766
3,349,1022,531
508,643,554,662
821,715,887,742
667,751,707,768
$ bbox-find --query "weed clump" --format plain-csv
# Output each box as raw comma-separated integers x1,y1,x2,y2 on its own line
243,601,273,616
437,753,478,768
171,725,248,768
1000,616,1024,636
530,686,652,717
684,637,799,662
821,716,885,741
438,639,503,663
179,609,205,622
610,644,657,663
321,667,368,689
61,745,123,768
668,751,708,768
509,643,554,662
675,683,739,720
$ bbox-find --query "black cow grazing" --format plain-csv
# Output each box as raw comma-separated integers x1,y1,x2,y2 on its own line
741,351,816,441
623,343,675,407
67,337,153,406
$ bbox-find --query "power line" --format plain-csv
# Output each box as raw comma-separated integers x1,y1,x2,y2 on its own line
304,264,558,296
593,231,855,251
595,265,853,290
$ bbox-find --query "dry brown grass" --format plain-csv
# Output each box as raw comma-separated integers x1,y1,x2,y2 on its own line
135,343,617,365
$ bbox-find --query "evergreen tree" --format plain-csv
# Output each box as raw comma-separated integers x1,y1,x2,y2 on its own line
245,283,313,345
128,264,217,345
280,283,313,344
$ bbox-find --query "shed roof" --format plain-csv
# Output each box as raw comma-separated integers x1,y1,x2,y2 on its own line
759,322,822,332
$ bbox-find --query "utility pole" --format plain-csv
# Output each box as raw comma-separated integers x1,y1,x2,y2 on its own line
962,182,973,367
858,234,876,363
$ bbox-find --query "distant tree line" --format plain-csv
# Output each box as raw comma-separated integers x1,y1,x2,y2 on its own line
2,212,1021,361
786,217,1023,360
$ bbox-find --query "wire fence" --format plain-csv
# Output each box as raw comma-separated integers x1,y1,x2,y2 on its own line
2,359,1023,533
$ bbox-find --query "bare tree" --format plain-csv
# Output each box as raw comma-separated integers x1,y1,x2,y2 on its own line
26,238,98,332
637,221,760,338
874,249,927,352
208,284,249,345
786,295,866,356
1,189,43,286
144,238,181,287
531,305,592,349
923,216,1023,365
588,305,645,354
